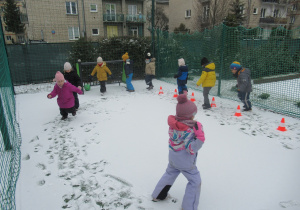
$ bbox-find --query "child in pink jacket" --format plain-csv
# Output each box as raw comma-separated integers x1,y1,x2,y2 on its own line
152,93,205,210
48,71,83,120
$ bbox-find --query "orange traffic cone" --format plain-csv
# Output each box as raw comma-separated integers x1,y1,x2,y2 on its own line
211,97,216,107
173,89,178,98
277,118,287,132
234,105,242,117
190,92,196,102
158,86,163,95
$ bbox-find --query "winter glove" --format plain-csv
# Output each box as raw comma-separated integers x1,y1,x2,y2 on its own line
126,75,129,78
173,74,178,78
193,122,205,142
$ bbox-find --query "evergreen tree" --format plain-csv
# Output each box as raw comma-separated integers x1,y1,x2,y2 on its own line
174,23,189,34
224,0,245,27
3,0,24,34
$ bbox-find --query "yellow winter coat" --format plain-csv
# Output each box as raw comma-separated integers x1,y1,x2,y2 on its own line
91,62,112,81
196,62,216,87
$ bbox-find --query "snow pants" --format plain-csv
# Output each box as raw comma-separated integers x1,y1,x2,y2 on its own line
203,87,212,107
238,91,252,109
152,163,201,210
126,73,134,90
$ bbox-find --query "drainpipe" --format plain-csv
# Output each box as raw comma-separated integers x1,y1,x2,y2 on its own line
81,0,87,39
76,0,81,37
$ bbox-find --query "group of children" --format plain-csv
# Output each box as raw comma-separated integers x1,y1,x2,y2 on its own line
47,55,252,209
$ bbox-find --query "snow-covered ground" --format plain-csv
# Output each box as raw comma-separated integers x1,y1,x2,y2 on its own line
15,80,300,210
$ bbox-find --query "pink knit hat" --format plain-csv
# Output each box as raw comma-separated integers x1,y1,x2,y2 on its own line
176,93,197,120
54,71,64,82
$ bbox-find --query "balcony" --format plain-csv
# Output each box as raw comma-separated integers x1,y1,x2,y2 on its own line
103,14,124,22
259,17,287,24
126,14,146,23
261,0,288,3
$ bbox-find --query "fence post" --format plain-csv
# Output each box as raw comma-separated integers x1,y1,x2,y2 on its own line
0,94,12,151
156,28,160,76
78,59,84,94
218,24,226,96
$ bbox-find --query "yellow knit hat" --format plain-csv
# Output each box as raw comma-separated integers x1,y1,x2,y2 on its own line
122,52,129,61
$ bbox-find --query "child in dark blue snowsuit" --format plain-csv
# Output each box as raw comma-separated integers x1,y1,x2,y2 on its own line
174,58,188,94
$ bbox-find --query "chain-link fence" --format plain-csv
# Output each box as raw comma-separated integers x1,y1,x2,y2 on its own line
0,19,22,210
155,24,300,118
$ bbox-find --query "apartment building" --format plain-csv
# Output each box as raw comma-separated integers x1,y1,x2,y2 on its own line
1,0,152,44
0,0,27,44
168,0,297,38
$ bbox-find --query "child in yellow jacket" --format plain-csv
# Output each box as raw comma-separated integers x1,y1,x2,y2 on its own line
196,57,216,109
91,57,112,93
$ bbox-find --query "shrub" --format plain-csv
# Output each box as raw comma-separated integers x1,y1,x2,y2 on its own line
296,102,300,108
258,93,270,99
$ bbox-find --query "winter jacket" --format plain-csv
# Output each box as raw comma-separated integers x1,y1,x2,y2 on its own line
196,62,216,87
145,58,156,75
124,59,134,76
168,115,205,170
237,68,252,92
48,81,83,108
91,62,112,81
63,70,82,87
175,65,188,86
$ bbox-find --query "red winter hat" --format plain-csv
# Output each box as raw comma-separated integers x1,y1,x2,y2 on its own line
176,93,197,120
54,71,64,82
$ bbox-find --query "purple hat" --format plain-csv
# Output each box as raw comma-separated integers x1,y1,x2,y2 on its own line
176,93,197,120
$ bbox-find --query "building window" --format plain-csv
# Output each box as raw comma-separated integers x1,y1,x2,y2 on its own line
239,6,245,14
203,6,209,21
66,2,77,15
6,36,11,41
290,16,295,24
261,8,266,18
292,4,297,11
4,26,8,31
185,9,191,18
129,26,138,37
273,9,279,17
1,6,4,12
128,5,137,21
253,8,258,14
92,28,99,35
68,27,80,40
90,4,97,12
17,35,24,43
106,4,116,21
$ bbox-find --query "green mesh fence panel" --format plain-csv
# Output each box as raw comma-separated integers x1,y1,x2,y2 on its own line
0,19,22,210
155,24,300,118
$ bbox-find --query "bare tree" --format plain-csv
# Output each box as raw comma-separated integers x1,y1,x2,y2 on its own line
244,0,255,28
193,0,232,31
147,6,169,31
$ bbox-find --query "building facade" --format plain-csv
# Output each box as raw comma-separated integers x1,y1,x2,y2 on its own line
0,0,152,44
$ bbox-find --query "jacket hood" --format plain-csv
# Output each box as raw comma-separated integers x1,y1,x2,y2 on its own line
240,68,251,76
205,62,215,70
151,58,156,62
168,115,190,131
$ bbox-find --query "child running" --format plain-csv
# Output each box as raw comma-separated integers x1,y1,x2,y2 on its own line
152,93,205,210
47,71,83,120
90,57,112,94
63,62,82,110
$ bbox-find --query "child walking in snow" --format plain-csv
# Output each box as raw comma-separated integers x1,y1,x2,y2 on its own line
152,93,205,210
230,61,252,111
145,52,155,90
196,57,216,109
63,62,82,110
90,57,112,94
48,71,83,120
174,58,188,94
122,52,135,92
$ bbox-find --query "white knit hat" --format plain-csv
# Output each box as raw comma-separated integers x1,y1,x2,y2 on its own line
64,62,72,70
178,58,185,66
97,57,103,63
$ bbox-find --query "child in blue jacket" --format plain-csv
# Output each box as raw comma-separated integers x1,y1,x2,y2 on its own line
152,93,205,210
174,58,188,94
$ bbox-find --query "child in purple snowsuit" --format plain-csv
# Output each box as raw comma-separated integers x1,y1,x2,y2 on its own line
152,93,205,210
48,71,83,120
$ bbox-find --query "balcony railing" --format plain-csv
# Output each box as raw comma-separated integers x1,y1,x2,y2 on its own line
20,13,28,23
103,14,124,22
259,17,287,24
262,0,288,3
126,14,146,23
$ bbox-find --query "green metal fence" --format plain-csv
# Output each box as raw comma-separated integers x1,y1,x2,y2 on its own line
0,20,22,210
155,24,300,118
